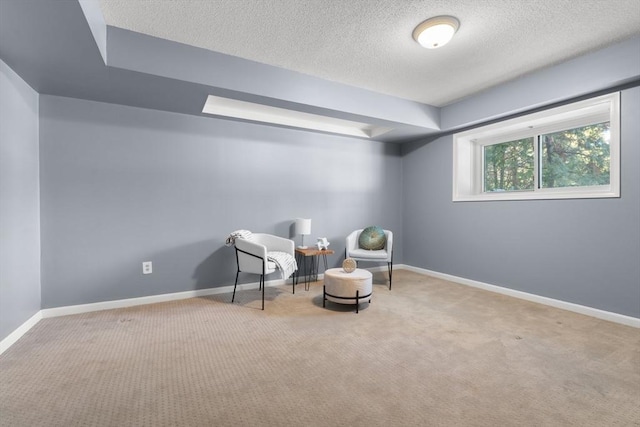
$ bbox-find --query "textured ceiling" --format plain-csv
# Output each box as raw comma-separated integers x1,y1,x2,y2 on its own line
98,0,640,107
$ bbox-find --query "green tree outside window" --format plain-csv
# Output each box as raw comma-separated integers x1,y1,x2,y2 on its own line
541,122,610,188
484,138,534,192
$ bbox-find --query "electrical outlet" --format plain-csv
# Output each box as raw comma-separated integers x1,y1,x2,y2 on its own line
142,261,152,275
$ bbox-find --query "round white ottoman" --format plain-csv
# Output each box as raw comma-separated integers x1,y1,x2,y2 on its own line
323,268,373,313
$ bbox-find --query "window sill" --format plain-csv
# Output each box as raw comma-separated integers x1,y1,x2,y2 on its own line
453,187,620,202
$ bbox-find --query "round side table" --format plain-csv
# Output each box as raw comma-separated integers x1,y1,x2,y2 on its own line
323,268,373,313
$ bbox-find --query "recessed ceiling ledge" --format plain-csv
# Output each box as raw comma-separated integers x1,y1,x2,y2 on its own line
105,27,441,133
202,95,394,139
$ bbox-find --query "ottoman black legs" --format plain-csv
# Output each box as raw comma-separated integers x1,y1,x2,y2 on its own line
323,286,371,314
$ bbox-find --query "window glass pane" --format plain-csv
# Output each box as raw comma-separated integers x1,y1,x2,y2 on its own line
540,122,610,188
483,138,534,192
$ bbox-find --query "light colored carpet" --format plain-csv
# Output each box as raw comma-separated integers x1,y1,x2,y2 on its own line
1,270,638,426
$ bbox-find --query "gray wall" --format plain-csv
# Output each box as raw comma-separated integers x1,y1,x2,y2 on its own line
39,95,402,308
0,60,41,341
402,86,640,318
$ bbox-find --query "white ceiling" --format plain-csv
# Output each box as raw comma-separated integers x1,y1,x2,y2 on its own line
99,0,640,107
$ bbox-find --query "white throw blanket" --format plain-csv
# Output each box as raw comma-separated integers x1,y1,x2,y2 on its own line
267,251,298,280
225,229,253,246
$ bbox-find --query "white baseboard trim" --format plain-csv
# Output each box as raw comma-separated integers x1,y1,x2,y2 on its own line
399,265,640,328
40,277,294,318
2,264,637,356
0,310,43,356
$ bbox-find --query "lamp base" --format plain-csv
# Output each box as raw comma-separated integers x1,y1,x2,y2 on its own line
298,234,309,250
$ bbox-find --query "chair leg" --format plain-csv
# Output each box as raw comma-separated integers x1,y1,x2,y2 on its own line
388,262,393,290
232,270,240,302
323,285,326,308
261,275,265,311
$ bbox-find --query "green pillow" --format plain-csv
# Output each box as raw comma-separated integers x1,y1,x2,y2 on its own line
358,226,386,250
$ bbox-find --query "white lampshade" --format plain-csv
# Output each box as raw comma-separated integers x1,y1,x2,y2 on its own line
295,218,311,235
413,16,459,49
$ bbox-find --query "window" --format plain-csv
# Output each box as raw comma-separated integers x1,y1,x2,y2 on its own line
453,93,620,201
539,122,611,189
483,138,535,192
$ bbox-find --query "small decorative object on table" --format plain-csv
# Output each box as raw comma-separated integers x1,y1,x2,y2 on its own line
317,237,330,250
342,258,357,273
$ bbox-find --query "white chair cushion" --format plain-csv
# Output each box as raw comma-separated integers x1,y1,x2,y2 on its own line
348,248,389,260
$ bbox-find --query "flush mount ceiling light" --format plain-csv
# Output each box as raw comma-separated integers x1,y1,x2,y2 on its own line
413,16,460,49
202,95,392,139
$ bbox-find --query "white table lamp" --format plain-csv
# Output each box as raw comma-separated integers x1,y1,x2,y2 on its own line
295,218,311,249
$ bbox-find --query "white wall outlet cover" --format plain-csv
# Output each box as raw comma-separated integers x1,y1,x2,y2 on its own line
142,261,152,274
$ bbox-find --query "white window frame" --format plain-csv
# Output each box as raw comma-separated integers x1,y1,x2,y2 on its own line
453,92,620,202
